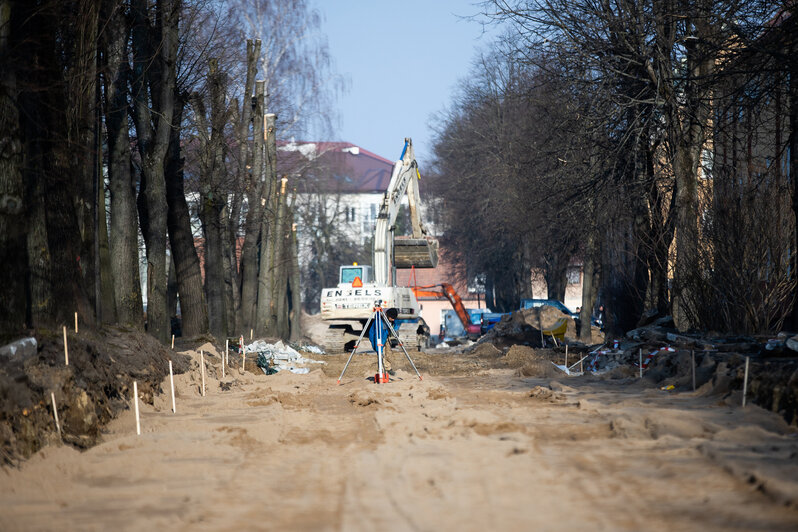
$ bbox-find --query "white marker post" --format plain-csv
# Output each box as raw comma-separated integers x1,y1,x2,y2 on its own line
742,356,750,408
74,312,78,333
241,336,246,372
250,328,253,340
50,392,62,439
133,381,141,435
200,350,206,397
171,334,175,349
169,360,176,413
62,326,69,366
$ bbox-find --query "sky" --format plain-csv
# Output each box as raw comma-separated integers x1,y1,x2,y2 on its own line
313,0,497,166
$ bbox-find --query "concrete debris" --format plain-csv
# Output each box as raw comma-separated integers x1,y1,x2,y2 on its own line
298,344,326,355
244,340,324,375
0,337,37,359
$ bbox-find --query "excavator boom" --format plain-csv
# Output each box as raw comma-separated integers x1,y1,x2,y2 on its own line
411,283,482,336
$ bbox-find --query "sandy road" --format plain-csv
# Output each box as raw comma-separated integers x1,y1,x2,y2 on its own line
1,348,797,531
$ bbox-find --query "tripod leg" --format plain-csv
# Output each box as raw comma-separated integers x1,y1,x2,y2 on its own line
337,314,374,385
376,311,384,377
384,315,423,381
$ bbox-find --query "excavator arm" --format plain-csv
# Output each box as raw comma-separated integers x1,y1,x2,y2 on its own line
373,138,438,285
411,283,482,336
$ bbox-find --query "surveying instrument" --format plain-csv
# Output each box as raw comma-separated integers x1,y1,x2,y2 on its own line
337,305,423,384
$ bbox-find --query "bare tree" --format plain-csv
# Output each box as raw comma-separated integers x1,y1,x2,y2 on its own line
101,0,144,329
131,0,181,343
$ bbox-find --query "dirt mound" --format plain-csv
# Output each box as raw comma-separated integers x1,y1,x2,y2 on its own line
0,327,191,464
503,345,560,377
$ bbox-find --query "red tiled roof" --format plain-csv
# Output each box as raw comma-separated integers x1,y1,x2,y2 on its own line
278,141,397,194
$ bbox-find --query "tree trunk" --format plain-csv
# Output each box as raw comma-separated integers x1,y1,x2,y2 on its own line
240,100,269,330
105,7,143,328
103,0,144,329
579,229,600,343
165,96,208,337
198,59,228,340
789,34,798,331
131,0,180,343
0,0,27,334
234,41,261,330
255,113,279,335
272,177,290,338
70,0,101,326
288,206,302,341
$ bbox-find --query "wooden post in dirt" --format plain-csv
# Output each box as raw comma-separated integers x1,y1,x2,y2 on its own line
742,356,750,407
169,360,176,413
240,335,245,372
62,326,69,366
638,349,643,379
171,334,175,349
691,350,696,391
250,328,253,340
565,344,568,368
50,392,62,439
133,381,141,435
74,312,78,333
200,351,206,397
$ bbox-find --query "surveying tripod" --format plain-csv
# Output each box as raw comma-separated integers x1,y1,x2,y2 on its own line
337,306,423,384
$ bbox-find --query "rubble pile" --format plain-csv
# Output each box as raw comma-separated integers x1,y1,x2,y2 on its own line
479,306,603,346
243,340,325,375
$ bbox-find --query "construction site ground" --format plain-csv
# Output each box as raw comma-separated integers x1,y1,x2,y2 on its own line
2,330,798,531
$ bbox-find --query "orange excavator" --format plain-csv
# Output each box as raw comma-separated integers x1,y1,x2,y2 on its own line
411,283,482,338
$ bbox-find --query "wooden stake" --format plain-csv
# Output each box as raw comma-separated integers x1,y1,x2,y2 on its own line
580,356,583,373
200,350,206,397
691,350,696,391
169,360,175,414
133,381,141,435
62,326,69,366
74,312,78,333
240,336,245,372
565,344,568,368
638,349,642,379
250,328,253,340
742,356,750,407
50,392,62,439
550,332,558,348
171,334,175,349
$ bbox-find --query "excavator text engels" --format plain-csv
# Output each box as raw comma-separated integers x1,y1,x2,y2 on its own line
320,138,438,352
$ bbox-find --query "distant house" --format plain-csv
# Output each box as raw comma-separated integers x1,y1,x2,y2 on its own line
280,140,398,247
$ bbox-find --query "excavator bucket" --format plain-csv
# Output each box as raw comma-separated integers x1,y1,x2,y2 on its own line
394,238,439,268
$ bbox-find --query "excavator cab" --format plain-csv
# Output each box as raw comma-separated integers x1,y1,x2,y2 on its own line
339,264,373,285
